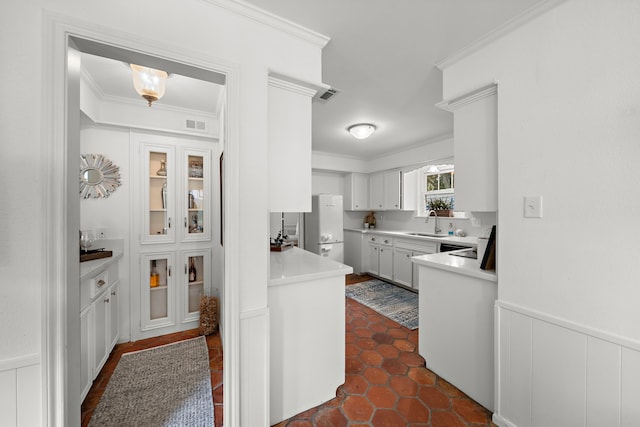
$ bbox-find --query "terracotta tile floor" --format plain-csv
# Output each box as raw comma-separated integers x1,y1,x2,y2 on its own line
273,274,497,427
81,329,223,427
83,274,495,427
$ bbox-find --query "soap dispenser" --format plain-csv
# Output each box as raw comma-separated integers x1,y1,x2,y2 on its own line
448,222,454,236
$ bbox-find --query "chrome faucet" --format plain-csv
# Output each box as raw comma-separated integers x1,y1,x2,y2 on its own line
425,210,441,234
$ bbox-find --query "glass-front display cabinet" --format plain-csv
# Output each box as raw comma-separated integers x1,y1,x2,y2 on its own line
182,249,211,323
183,149,210,242
143,145,176,244
142,253,175,331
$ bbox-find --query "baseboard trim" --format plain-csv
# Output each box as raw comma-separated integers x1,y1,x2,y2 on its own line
492,413,517,427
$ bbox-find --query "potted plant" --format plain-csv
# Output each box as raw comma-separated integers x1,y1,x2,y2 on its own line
270,231,293,252
428,198,453,217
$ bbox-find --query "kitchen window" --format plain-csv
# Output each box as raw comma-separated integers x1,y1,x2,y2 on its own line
417,164,455,217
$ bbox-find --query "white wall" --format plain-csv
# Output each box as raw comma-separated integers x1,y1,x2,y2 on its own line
439,0,640,425
80,123,132,342
312,170,344,195
0,0,325,426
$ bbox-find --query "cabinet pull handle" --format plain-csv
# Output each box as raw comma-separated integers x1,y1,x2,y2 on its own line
97,279,106,288
104,298,110,303
111,291,116,296
185,264,188,274
168,266,171,277
372,238,376,241
184,217,188,228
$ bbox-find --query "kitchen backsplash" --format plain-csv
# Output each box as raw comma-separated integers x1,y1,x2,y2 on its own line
344,210,496,238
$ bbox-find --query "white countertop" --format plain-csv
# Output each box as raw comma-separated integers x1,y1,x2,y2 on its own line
412,250,497,282
80,250,123,282
344,228,478,247
270,247,353,287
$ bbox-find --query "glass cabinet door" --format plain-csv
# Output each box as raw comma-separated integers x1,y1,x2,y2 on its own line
143,145,175,244
181,249,211,323
142,253,175,331
183,149,211,242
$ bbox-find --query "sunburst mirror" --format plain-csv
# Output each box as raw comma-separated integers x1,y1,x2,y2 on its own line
79,154,122,199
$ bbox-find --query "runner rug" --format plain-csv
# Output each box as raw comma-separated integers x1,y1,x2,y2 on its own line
89,336,214,427
346,279,419,330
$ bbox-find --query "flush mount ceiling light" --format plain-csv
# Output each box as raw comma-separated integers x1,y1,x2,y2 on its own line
348,123,376,140
130,64,168,107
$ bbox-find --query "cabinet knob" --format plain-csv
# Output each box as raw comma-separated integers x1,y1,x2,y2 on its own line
111,291,116,296
104,298,110,303
97,279,106,288
372,238,376,241
406,254,411,258
384,240,389,244
168,217,172,228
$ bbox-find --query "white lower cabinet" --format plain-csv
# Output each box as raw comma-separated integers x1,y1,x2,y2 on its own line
80,305,92,401
140,249,211,337
393,248,413,287
80,260,120,402
366,242,380,275
378,246,394,281
363,234,443,290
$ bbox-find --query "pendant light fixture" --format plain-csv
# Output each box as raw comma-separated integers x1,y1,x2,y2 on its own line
130,64,168,107
348,123,376,140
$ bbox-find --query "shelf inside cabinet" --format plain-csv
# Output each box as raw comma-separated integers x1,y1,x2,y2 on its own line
150,285,168,291
188,280,204,286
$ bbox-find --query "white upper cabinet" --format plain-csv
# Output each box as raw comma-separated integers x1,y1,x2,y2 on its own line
439,84,497,212
268,76,316,213
383,170,401,210
344,172,369,211
368,170,416,211
369,173,384,210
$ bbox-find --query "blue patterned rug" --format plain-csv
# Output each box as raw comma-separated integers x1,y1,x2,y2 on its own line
346,279,419,330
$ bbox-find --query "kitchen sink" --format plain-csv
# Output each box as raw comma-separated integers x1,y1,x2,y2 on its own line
406,232,448,238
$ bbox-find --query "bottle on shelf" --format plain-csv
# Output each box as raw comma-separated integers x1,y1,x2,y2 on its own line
448,222,454,236
189,258,197,282
150,260,160,288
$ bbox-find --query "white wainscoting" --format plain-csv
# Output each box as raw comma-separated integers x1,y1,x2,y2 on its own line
494,301,640,427
0,355,41,427
240,307,270,427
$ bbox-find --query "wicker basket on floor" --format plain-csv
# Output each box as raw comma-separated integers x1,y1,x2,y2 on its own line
199,296,218,335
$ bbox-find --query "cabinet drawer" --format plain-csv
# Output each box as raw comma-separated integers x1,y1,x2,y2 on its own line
379,236,394,247
366,234,381,244
394,238,437,253
91,270,109,299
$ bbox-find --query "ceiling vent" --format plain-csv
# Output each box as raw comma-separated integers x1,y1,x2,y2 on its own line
316,87,339,102
185,119,208,132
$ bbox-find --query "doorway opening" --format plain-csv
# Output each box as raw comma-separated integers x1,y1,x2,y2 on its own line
50,30,237,426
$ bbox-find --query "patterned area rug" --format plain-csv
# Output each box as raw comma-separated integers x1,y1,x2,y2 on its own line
346,279,419,330
89,336,214,427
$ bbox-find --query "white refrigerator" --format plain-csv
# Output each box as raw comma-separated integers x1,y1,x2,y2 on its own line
304,194,344,262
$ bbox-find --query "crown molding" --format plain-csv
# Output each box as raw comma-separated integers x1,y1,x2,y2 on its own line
436,83,497,112
268,76,318,98
435,0,568,70
200,0,330,48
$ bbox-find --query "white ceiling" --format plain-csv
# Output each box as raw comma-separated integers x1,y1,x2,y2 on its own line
81,53,224,113
246,0,543,159
81,0,544,159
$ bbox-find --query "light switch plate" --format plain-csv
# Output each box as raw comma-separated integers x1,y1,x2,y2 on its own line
524,196,543,218
470,218,481,227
